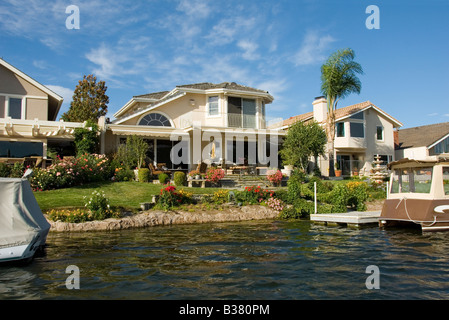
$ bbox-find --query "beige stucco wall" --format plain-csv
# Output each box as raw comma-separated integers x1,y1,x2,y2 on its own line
0,64,50,120
26,98,48,120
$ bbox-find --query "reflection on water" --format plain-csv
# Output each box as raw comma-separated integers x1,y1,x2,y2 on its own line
1,220,449,300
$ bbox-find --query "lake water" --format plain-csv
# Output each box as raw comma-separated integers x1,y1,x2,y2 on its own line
1,220,449,300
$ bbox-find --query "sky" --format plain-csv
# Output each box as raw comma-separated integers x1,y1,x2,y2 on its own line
0,0,448,129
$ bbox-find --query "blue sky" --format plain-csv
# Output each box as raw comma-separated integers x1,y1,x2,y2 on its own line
0,0,448,129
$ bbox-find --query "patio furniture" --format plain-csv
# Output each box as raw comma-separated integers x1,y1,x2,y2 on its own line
149,163,171,176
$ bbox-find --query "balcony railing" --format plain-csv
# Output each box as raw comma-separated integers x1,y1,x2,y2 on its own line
228,113,256,129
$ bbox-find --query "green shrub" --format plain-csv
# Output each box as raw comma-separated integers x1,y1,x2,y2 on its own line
330,183,349,213
114,167,134,182
83,190,112,221
173,171,186,186
138,168,151,182
10,162,24,178
158,173,169,184
347,181,368,211
286,169,306,203
0,163,10,177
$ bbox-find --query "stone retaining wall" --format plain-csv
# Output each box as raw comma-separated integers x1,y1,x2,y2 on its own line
48,205,280,232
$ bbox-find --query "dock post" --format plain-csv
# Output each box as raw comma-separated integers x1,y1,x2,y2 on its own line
314,182,317,214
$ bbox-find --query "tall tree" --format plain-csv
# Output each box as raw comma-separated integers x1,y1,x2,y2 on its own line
321,48,363,176
61,75,109,122
280,120,327,172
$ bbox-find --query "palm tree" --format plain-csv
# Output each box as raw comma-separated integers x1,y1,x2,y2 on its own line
321,48,363,176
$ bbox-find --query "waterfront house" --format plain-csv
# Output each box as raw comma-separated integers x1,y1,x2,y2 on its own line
102,82,284,172
395,122,449,160
0,58,83,165
271,96,403,177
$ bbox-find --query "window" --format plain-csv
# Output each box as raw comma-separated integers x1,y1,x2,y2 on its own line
350,122,364,138
435,136,449,154
376,126,384,141
8,98,22,119
227,97,257,128
138,113,172,127
375,155,392,166
208,96,219,116
349,111,364,120
390,167,433,194
0,141,43,158
336,123,345,137
444,167,449,195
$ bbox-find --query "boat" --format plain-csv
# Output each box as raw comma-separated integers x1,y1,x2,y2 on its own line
380,156,449,232
0,170,50,263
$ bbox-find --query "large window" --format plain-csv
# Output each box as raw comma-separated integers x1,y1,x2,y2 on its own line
435,136,449,154
350,122,364,138
8,98,22,119
390,167,433,194
228,97,256,128
0,141,43,158
208,96,219,116
138,113,172,127
444,167,449,195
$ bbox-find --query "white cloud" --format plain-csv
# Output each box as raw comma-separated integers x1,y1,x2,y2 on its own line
293,30,336,66
237,40,260,61
45,85,73,102
206,16,257,46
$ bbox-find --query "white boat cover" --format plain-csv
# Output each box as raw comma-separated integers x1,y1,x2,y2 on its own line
0,177,50,249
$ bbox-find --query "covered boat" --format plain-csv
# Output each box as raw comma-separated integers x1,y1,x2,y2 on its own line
380,156,449,232
0,173,50,263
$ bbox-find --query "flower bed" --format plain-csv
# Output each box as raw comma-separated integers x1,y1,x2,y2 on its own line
31,154,111,191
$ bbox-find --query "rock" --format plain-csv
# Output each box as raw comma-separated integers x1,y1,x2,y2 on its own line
48,205,280,232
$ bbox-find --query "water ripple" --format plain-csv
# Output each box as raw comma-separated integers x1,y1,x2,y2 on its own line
1,220,449,299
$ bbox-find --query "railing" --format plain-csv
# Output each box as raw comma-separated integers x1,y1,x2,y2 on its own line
228,114,257,129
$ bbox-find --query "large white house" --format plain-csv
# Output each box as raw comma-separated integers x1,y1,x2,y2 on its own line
271,96,403,176
0,58,285,172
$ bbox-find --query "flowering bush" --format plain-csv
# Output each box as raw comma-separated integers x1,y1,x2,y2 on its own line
31,154,112,191
265,197,285,212
156,185,183,211
213,189,230,204
266,169,283,186
84,190,112,221
236,186,274,205
205,168,225,183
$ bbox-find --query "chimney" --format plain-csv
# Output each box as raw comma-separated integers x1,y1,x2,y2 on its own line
313,96,327,123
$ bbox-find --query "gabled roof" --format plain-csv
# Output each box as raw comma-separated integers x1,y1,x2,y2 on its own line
270,101,403,129
396,122,449,150
0,58,64,121
113,82,274,122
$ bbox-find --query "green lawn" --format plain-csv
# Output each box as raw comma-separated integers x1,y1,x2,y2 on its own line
34,181,223,212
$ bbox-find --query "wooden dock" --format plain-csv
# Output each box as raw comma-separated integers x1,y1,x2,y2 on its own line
310,211,381,228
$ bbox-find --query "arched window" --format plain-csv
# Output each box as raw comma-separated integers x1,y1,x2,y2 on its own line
138,113,172,127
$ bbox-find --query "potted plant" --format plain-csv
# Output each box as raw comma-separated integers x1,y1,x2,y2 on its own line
335,162,342,177
188,169,201,180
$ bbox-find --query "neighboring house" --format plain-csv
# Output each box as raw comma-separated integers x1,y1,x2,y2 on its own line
0,58,83,162
271,96,403,176
395,122,449,160
103,82,283,171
